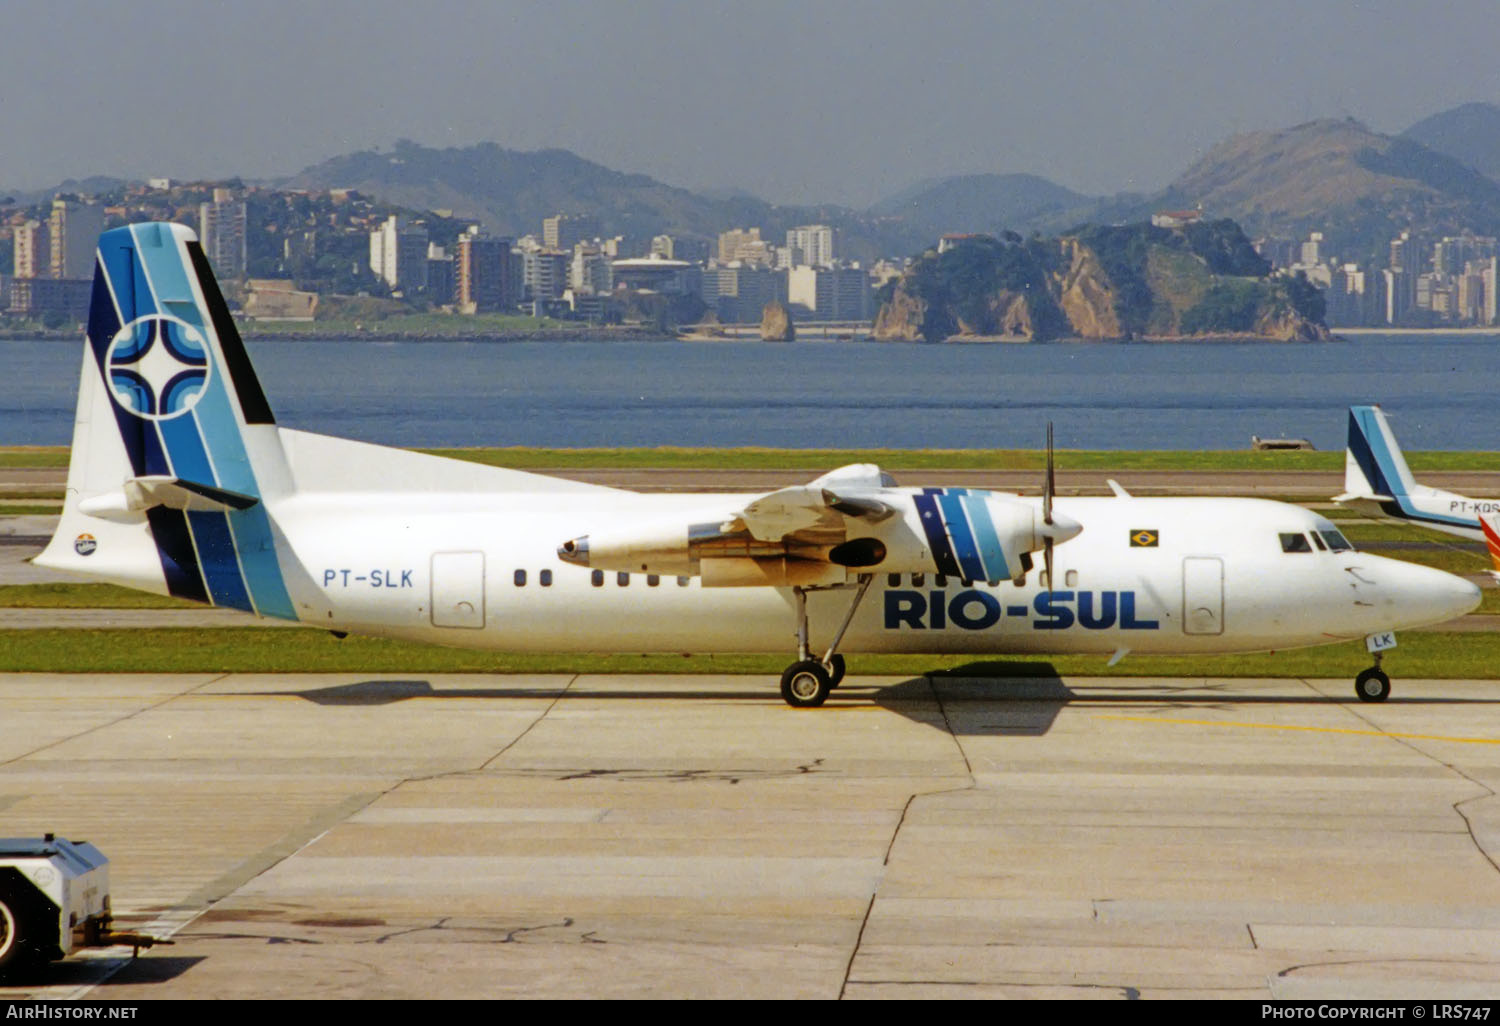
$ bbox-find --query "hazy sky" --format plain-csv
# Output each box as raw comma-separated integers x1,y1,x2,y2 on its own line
5,0,1499,207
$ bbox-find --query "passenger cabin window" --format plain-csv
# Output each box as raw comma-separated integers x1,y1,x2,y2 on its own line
1319,529,1354,552
540,570,553,587
1279,533,1313,553
591,570,604,587
617,572,630,586
935,574,948,587
647,574,660,587
514,569,527,587
888,573,902,588
677,576,691,587
1065,570,1078,587
912,573,925,587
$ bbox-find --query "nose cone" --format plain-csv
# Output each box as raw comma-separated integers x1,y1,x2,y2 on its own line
1380,561,1482,629
1041,510,1083,545
557,536,590,567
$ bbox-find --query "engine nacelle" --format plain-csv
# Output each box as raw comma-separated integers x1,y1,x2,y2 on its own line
556,491,1080,586
832,493,1080,582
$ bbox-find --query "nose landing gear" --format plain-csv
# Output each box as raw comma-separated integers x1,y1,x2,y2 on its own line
1355,651,1391,703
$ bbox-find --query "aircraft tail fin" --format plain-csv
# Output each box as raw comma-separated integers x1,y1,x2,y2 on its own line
35,222,298,619
1343,404,1415,502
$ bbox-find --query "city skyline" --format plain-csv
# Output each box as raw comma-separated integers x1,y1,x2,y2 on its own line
5,1,1500,207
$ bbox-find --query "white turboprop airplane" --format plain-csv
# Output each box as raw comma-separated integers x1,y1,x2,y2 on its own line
34,224,1481,706
1336,403,1500,574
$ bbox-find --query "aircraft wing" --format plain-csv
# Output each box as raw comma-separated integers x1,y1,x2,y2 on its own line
731,464,895,542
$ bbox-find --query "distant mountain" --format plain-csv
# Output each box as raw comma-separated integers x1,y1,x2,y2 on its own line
1,176,136,208
281,140,861,247
869,173,1094,241
1402,102,1500,183
1150,118,1500,260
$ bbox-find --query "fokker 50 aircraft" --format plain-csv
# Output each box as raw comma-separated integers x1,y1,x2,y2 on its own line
1336,403,1500,573
35,224,1482,706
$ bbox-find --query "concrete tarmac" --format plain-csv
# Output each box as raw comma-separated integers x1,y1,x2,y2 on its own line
3,671,1500,1000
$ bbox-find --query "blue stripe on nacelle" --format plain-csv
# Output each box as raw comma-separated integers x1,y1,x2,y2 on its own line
961,493,1009,582
938,492,987,581
913,491,962,577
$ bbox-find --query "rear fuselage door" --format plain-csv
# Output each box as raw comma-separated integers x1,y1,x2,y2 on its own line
1182,556,1224,636
431,551,486,628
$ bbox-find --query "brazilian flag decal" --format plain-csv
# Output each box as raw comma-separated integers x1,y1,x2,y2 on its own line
1130,529,1159,548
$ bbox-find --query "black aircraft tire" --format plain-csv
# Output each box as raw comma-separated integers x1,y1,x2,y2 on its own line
1355,667,1391,703
826,654,847,688
781,661,833,708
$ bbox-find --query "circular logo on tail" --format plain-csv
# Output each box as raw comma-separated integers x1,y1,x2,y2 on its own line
74,534,97,556
105,315,211,420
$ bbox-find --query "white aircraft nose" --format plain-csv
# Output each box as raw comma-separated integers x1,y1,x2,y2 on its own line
1376,560,1482,628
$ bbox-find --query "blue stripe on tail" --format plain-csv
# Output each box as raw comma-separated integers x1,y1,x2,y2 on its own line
87,223,297,621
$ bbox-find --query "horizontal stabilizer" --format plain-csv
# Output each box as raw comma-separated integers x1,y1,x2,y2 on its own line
78,476,260,518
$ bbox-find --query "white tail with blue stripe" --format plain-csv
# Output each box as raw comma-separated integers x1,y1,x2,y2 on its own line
1336,404,1494,542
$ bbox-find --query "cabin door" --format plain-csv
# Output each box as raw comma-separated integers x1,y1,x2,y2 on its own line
1182,557,1224,636
431,551,486,628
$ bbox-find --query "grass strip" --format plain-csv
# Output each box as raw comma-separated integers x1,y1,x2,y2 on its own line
6,446,1500,472
0,584,196,609
0,627,1495,678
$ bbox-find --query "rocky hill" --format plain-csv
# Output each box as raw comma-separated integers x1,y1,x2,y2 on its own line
872,219,1329,343
1148,118,1500,261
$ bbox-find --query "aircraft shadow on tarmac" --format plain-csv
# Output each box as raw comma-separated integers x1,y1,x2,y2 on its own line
254,666,1500,739
1,955,204,992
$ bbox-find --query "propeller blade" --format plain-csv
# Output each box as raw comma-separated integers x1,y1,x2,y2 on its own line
1044,536,1054,592
1044,422,1055,526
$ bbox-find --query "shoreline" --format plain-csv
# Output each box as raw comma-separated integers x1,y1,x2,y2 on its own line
6,325,1500,344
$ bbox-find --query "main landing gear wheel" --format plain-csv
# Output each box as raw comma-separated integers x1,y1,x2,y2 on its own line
781,660,833,708
1355,667,1391,703
779,575,873,708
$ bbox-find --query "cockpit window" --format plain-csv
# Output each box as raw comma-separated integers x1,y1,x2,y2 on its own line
1319,529,1354,552
1279,532,1313,553
1310,531,1327,551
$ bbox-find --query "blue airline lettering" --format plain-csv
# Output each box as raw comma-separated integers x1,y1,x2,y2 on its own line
1119,591,1159,630
1077,591,1116,629
883,588,1160,632
1033,591,1074,630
